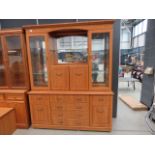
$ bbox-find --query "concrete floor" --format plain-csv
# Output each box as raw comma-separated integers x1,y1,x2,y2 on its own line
13,81,151,135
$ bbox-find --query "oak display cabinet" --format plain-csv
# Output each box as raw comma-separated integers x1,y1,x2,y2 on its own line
25,20,114,131
0,29,30,128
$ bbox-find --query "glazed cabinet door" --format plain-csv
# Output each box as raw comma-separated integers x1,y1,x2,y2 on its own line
90,95,112,128
28,36,49,90
0,38,7,88
89,31,112,91
29,95,50,125
5,35,27,88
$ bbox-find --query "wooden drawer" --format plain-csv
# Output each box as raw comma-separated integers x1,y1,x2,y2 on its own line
50,95,68,111
68,102,89,111
67,110,89,120
68,95,89,110
92,96,109,106
6,94,24,101
51,66,69,90
72,95,89,103
30,95,49,104
70,65,88,90
67,119,89,126
51,110,66,125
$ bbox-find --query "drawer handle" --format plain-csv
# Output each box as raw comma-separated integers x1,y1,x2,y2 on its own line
56,73,63,77
56,106,63,110
37,108,43,112
76,98,82,102
76,106,82,109
98,98,104,102
36,97,42,100
58,114,63,117
75,73,82,76
58,120,63,124
97,109,104,113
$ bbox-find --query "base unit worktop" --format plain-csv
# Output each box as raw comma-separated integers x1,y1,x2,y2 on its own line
28,91,113,131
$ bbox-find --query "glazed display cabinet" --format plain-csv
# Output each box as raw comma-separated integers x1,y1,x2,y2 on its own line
24,20,114,131
0,29,30,128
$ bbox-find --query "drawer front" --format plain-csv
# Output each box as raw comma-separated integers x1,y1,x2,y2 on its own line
30,95,49,104
67,119,89,126
67,110,89,120
72,95,89,103
92,96,110,106
50,95,67,111
68,95,89,110
6,94,24,101
51,110,66,125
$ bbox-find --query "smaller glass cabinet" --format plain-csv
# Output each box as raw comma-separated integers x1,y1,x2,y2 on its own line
91,32,109,87
29,36,48,87
0,32,28,89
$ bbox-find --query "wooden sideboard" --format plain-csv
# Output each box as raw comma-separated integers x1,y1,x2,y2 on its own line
24,20,114,131
0,29,30,128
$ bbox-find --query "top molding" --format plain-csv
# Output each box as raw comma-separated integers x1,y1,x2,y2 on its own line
23,20,115,30
0,28,22,35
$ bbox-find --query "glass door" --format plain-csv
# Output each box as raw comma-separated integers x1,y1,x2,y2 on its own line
5,35,26,88
0,37,7,87
29,36,48,88
89,31,111,90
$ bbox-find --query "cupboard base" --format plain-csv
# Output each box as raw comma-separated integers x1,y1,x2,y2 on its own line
28,91,113,132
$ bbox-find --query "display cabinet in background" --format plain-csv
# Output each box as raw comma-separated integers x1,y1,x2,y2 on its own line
0,29,30,128
24,20,114,131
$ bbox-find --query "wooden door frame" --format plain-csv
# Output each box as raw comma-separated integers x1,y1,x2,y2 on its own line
2,33,28,89
88,29,113,91
0,36,9,89
26,33,50,90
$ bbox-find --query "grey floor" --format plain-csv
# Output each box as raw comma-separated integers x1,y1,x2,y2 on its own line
14,81,151,135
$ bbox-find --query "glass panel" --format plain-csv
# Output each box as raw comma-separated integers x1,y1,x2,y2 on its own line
92,33,109,86
0,39,7,86
50,36,88,64
6,36,25,87
30,36,48,86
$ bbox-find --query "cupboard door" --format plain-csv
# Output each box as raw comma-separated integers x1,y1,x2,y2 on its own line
89,32,111,90
29,95,50,124
70,65,88,90
7,102,27,125
29,36,48,88
5,35,26,88
0,38,7,87
51,66,69,90
90,96,112,127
